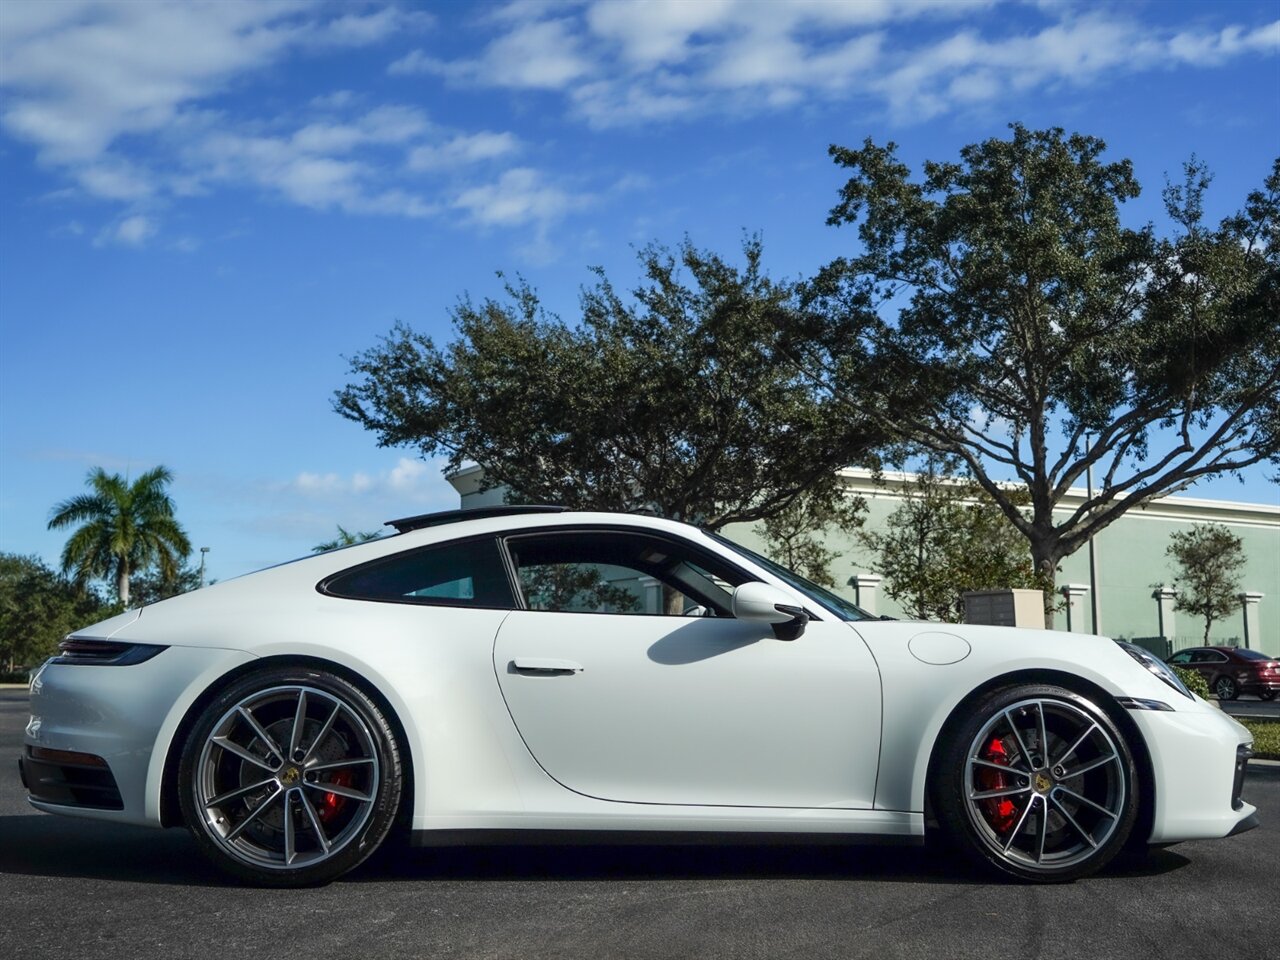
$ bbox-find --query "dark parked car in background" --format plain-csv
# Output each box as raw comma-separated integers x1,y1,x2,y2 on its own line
1167,646,1280,701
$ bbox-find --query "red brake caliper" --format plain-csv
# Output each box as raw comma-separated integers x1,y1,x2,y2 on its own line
977,736,1019,834
317,770,353,823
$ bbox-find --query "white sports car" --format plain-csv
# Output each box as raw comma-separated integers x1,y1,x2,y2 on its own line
20,506,1256,886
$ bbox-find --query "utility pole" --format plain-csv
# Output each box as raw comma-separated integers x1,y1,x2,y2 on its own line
199,547,210,588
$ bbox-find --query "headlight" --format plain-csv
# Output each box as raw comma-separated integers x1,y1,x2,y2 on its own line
1117,641,1193,700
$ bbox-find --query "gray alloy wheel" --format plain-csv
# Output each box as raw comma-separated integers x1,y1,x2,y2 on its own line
179,667,402,886
1214,676,1239,701
933,684,1139,883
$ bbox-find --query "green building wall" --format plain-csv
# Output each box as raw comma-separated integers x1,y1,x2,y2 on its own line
721,472,1279,658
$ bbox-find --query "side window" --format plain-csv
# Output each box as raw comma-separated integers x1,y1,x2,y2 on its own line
1168,651,1192,665
324,538,515,608
1190,650,1226,664
506,530,750,616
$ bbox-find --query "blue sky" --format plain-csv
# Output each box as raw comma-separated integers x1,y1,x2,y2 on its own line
1,0,1278,583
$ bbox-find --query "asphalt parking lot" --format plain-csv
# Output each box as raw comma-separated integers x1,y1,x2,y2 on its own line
1,687,1276,960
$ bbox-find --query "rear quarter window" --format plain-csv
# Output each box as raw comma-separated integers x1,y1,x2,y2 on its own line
321,537,515,608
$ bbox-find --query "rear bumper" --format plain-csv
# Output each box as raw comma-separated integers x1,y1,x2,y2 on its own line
18,747,123,810
1131,706,1258,843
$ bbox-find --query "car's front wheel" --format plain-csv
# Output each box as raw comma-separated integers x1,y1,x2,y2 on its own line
178,665,403,886
932,684,1139,883
1214,676,1239,701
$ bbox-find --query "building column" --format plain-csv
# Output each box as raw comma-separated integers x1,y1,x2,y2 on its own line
851,574,883,616
1060,584,1090,633
639,576,663,615
1240,592,1264,650
1154,586,1177,641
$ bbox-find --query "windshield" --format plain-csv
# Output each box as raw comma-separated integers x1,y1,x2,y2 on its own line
707,531,876,622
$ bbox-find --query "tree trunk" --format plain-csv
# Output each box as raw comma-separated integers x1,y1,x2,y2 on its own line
1203,615,1212,645
1030,538,1059,630
663,584,685,616
117,562,130,607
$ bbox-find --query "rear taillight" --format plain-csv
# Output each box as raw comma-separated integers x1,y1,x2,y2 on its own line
53,638,167,666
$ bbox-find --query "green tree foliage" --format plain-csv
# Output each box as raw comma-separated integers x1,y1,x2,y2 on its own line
1166,523,1246,644
0,553,112,670
313,525,383,553
336,238,906,531
806,125,1280,623
126,563,207,607
519,563,642,614
860,462,1051,623
48,466,192,606
754,486,865,588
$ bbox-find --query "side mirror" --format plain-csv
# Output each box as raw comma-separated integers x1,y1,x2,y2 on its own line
731,582,810,641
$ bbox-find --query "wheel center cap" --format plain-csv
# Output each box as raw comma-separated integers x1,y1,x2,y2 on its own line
280,765,301,786
1033,772,1053,793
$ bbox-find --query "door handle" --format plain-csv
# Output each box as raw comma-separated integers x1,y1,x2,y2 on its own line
511,658,583,675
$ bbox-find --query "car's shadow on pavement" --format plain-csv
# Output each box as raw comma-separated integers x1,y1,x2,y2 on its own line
363,839,1193,886
0,814,1195,888
0,814,225,886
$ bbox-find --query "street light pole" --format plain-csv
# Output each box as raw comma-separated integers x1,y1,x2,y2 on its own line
199,547,209,588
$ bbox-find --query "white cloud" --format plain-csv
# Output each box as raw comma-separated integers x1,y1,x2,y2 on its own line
290,105,431,155
452,167,589,228
309,89,359,111
398,1,1280,127
406,131,520,171
1168,20,1280,67
181,104,448,217
0,2,588,246
93,214,158,248
392,18,591,89
284,457,446,503
0,1,420,200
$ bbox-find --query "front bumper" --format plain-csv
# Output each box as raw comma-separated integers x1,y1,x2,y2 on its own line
23,645,257,826
1131,704,1258,843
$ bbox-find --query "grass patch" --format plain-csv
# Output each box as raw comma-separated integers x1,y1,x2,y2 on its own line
1239,717,1280,761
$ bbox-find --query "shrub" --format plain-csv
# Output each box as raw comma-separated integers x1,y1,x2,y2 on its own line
1172,664,1212,700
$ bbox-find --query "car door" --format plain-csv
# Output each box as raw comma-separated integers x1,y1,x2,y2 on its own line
492,528,882,808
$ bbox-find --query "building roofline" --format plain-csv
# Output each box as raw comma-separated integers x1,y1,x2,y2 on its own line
446,463,1278,527
834,467,1279,527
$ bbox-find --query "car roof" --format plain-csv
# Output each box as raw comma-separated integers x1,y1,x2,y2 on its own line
385,505,567,533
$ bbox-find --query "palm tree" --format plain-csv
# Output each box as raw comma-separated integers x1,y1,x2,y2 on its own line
312,525,382,553
48,466,192,606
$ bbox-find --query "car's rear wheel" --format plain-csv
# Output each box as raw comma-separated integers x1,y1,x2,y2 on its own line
1259,689,1277,702
1214,676,1239,701
178,665,402,886
932,684,1139,883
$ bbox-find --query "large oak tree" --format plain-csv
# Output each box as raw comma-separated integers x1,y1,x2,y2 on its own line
337,238,908,531
804,125,1279,623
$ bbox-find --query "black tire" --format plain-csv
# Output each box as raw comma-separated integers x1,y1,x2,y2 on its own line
931,684,1139,883
177,665,403,887
1214,676,1239,701
1259,689,1277,702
